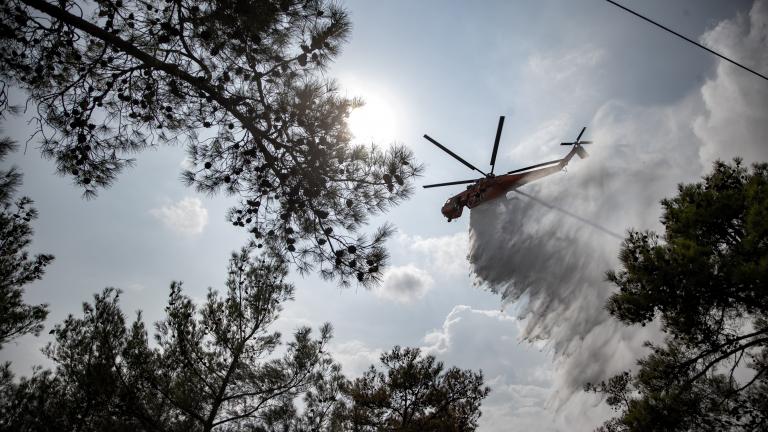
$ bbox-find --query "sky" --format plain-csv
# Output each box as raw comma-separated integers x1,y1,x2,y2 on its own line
3,0,768,430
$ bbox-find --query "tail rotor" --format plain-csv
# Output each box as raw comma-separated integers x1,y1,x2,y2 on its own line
560,126,592,159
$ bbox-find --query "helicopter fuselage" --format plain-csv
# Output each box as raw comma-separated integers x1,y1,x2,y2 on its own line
440,161,566,220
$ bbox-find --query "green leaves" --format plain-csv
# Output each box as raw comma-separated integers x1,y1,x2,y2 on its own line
595,160,768,431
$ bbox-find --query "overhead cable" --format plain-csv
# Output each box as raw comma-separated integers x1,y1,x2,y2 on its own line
605,0,768,83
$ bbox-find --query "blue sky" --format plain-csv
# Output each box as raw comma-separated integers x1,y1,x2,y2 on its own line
3,1,768,430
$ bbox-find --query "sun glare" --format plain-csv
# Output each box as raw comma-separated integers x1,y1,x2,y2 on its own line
345,86,398,145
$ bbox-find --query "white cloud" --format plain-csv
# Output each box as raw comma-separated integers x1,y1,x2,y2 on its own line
421,305,466,354
150,197,209,235
419,305,612,432
695,0,768,166
480,379,558,432
328,340,383,377
421,305,546,384
397,232,470,276
373,265,434,304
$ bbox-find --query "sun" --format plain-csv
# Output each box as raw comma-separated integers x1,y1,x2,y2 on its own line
345,85,398,144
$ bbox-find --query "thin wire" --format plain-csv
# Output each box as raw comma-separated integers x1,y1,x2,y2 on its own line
605,0,768,83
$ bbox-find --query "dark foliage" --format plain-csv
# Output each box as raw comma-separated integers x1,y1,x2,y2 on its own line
588,160,768,431
1,247,340,431
0,137,52,349
0,251,490,432
340,346,490,431
0,0,422,286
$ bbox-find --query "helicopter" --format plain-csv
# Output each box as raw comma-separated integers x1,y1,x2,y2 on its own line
423,116,591,221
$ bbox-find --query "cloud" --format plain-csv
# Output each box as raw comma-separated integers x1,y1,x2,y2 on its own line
373,265,434,303
422,305,536,379
695,0,768,166
150,197,209,235
397,232,470,276
328,340,383,377
480,379,560,432
420,305,612,431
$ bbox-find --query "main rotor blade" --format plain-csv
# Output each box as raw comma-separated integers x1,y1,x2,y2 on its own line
575,126,586,142
423,134,488,176
561,141,592,145
423,179,479,189
506,159,561,175
579,140,593,144
489,116,505,174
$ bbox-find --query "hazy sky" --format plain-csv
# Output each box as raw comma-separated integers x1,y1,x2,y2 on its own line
3,1,767,430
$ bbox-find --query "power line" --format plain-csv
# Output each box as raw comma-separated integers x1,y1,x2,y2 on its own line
605,0,768,83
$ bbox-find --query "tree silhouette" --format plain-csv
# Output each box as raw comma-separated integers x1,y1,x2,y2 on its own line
340,346,490,431
1,246,340,431
1,0,422,286
0,137,52,349
588,160,768,431
0,251,491,432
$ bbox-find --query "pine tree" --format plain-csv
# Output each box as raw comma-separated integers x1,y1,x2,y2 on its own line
1,0,422,286
340,346,490,431
0,248,492,431
1,246,340,431
588,160,768,431
0,137,52,348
